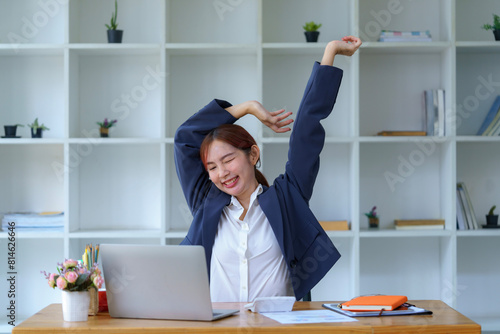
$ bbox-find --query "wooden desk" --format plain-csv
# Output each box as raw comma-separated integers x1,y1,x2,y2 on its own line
13,300,480,334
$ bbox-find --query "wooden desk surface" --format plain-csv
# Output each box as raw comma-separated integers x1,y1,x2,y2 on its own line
13,300,480,334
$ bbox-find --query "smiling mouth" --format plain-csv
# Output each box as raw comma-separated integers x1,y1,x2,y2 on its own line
222,176,239,188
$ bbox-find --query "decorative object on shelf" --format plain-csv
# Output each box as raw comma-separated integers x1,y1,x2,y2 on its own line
105,0,123,43
27,118,49,138
378,30,431,42
97,118,118,137
2,124,24,138
394,219,445,230
424,89,446,136
303,21,321,42
485,205,499,227
377,131,426,136
41,255,103,322
477,95,500,136
482,14,500,41
364,206,379,228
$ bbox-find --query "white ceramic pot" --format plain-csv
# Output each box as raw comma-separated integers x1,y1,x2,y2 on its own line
62,290,90,322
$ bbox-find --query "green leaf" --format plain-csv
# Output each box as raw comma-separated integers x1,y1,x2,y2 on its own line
75,273,90,286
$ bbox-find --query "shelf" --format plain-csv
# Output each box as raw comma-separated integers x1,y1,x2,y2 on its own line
359,136,447,143
325,230,355,238
69,44,161,55
166,43,257,55
455,136,500,142
457,229,500,237
0,229,63,239
262,43,329,55
361,42,451,54
0,138,65,144
261,137,353,144
68,138,165,145
69,229,162,239
360,229,452,238
0,44,64,56
456,41,500,53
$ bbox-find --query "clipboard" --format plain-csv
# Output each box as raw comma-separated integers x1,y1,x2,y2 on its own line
322,303,433,317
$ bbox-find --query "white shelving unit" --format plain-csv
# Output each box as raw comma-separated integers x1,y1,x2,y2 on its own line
1,0,500,332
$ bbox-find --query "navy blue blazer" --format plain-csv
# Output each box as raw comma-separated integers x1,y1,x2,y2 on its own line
174,62,343,301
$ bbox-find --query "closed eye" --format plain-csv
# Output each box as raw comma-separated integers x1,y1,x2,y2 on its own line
224,158,235,164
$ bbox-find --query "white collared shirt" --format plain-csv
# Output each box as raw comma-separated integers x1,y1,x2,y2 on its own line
210,184,293,302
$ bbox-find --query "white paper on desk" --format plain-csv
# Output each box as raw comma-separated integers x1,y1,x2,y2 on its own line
261,310,358,324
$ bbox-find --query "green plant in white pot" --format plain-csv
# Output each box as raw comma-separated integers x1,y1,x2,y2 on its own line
105,0,123,43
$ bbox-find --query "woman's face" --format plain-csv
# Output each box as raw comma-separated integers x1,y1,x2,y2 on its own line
206,139,259,202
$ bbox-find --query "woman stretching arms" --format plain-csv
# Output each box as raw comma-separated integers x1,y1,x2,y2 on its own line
175,36,362,302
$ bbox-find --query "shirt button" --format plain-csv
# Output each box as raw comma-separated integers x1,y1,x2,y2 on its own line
241,241,246,246
242,259,247,264
242,286,246,290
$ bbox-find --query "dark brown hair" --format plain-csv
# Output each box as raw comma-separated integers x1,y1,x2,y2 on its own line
200,124,269,187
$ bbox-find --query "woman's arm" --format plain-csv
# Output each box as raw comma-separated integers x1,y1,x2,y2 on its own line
226,100,294,133
174,99,236,214
285,37,361,201
320,36,362,66
174,100,292,214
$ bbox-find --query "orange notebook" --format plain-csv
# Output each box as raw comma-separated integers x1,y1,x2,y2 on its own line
341,295,408,311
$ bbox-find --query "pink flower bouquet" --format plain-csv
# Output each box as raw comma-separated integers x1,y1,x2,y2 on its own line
42,259,103,292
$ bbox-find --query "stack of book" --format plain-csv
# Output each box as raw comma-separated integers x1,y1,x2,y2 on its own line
378,30,432,42
394,219,445,230
424,89,446,136
476,96,500,136
318,220,349,231
1,212,64,231
456,182,479,230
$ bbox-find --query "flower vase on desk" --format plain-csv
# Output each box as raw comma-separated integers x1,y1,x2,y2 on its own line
62,290,90,322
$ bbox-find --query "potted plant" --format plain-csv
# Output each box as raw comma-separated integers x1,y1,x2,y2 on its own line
482,14,500,41
105,0,123,43
97,118,118,137
303,21,322,43
41,259,103,322
3,124,24,138
486,205,498,226
27,118,50,138
365,206,379,228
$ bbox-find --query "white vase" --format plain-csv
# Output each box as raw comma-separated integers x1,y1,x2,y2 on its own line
62,290,90,322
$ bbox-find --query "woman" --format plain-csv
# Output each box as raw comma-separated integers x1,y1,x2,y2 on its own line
175,36,362,302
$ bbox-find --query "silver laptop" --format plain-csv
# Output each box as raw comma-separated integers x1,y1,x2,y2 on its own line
100,244,239,321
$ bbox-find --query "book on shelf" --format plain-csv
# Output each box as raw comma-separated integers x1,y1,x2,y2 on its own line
456,182,479,230
477,95,500,135
394,219,445,230
456,191,467,230
377,131,426,136
424,89,446,136
318,220,349,231
378,30,432,42
0,211,64,231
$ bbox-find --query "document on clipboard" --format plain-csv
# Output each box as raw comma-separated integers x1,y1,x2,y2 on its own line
322,303,433,317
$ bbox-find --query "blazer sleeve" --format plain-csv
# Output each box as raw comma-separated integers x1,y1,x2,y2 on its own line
285,62,343,202
174,99,237,214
